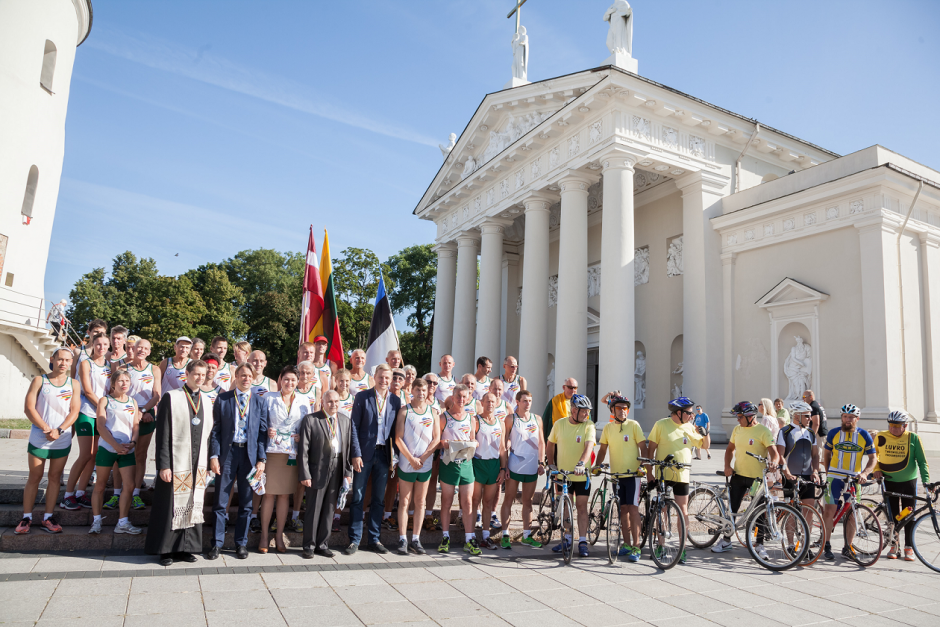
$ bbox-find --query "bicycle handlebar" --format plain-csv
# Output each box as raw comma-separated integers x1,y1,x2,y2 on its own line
636,457,691,469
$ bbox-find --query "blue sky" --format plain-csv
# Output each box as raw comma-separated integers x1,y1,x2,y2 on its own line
49,0,940,321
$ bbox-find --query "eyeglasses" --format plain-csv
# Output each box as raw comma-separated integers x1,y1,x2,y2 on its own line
564,385,578,390
426,381,438,386
681,410,694,416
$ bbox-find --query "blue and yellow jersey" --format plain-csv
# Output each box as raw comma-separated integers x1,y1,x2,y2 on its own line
824,428,875,477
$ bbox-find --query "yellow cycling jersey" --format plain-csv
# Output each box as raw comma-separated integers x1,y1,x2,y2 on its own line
824,428,875,477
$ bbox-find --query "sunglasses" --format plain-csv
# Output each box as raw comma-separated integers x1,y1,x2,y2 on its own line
564,385,578,390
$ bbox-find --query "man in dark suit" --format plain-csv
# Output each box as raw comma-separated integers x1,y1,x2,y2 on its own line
207,363,267,560
346,363,400,554
297,390,353,558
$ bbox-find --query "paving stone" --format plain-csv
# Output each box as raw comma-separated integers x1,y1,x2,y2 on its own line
198,573,265,592
205,608,287,627
411,597,490,620
41,594,127,619
351,600,429,625
201,589,276,612
269,586,344,607
279,604,362,627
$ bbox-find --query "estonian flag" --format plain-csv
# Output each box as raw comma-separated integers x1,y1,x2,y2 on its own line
364,275,399,376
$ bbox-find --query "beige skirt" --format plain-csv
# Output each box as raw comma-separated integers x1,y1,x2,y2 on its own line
264,453,298,495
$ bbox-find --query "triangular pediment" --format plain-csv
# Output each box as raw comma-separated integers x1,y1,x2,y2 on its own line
756,277,829,308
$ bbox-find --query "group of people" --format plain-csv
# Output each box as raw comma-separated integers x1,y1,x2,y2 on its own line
15,326,931,567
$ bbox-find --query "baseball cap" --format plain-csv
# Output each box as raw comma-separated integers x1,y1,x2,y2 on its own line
176,336,193,344
313,335,328,344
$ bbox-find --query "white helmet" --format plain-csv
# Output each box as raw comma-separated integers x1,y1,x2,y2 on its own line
841,403,861,417
887,410,910,424
788,400,812,414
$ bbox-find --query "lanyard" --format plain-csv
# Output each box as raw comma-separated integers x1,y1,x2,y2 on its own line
184,388,201,415
327,414,337,440
376,390,388,417
237,391,250,419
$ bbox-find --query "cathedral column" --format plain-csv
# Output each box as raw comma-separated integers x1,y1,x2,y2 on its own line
919,232,940,421
430,243,457,369
451,232,480,375
676,171,730,439
518,194,553,412
721,252,737,420
475,220,508,366
598,155,636,413
555,174,592,393
500,250,521,366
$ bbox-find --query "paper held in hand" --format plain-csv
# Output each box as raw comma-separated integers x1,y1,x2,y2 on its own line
441,441,476,465
247,467,266,496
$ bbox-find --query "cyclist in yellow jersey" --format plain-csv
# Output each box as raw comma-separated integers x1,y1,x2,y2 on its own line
547,394,596,558
821,403,876,561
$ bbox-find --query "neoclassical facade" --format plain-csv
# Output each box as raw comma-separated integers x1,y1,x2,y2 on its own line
414,63,940,447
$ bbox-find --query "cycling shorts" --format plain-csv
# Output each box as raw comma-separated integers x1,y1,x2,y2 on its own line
663,480,690,497
824,476,850,506
617,477,642,507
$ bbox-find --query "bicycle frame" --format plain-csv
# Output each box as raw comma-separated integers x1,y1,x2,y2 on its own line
831,480,863,526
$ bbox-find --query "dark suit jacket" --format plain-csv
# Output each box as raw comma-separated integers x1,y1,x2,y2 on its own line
350,388,401,463
297,410,353,490
210,389,268,466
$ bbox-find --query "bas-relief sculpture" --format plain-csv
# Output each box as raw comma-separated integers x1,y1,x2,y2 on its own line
587,266,601,298
439,133,456,159
480,111,555,166
634,350,646,409
511,25,529,82
461,156,476,180
666,236,683,277
548,275,559,307
634,246,649,286
603,1,634,56
783,336,812,401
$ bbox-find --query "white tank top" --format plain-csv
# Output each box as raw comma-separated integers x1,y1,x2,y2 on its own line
473,375,492,400
316,363,332,389
508,413,541,475
398,404,435,474
435,376,456,402
161,359,189,393
337,392,354,415
80,359,111,416
251,377,275,398
501,375,522,404
100,396,137,454
494,400,510,423
30,376,74,451
349,372,370,395
443,411,473,443
213,362,232,389
463,401,478,420
202,385,223,407
128,364,155,409
475,415,502,460
295,385,318,413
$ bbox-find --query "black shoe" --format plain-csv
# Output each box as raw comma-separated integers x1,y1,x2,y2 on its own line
235,546,249,560
314,548,334,558
205,546,220,560
823,543,835,561
397,538,408,555
249,517,261,534
159,554,173,567
179,552,199,563
409,540,426,555
302,548,315,559
343,543,359,555
366,542,389,554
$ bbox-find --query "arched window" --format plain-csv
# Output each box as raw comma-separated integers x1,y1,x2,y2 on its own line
40,40,56,93
22,166,39,224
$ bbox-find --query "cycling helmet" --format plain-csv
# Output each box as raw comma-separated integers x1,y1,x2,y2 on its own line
788,400,812,414
607,394,631,411
841,403,861,417
570,394,592,410
732,401,758,417
668,396,695,411
887,410,910,424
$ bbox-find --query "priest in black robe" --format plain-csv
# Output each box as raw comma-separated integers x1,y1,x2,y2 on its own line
145,359,213,566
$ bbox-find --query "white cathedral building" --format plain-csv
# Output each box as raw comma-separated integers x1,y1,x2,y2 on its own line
416,6,940,447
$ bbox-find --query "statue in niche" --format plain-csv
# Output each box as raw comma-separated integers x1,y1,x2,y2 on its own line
461,156,476,180
439,133,456,159
783,336,813,401
666,236,683,277
634,350,646,409
671,362,683,399
604,1,634,56
634,246,649,286
511,25,529,82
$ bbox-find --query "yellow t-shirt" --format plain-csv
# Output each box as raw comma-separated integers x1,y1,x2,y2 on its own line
548,418,596,482
647,418,703,483
599,420,646,475
730,424,776,479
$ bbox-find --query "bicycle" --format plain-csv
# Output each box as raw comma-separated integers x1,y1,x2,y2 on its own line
686,451,810,571
863,478,940,572
826,476,883,567
532,467,578,564
635,455,688,570
587,465,612,545
780,475,828,566
595,467,645,564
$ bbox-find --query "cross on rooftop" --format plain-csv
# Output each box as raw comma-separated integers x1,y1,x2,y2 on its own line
507,0,528,34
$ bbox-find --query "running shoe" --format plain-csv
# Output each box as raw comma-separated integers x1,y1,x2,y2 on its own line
490,513,502,530
887,543,899,559
653,545,664,560
384,517,398,531
114,520,142,535
102,495,120,510
679,549,687,564
88,519,102,534
711,538,734,553
438,536,450,553
287,517,303,533
578,541,589,558
521,536,542,548
60,495,80,510
618,543,632,556
41,516,63,534
464,538,482,556
409,540,426,555
397,538,408,555
627,546,641,563
483,537,499,550
249,517,261,534
904,547,916,562
823,545,835,561
755,544,769,561
77,494,92,509
132,495,146,510
552,539,572,553
501,535,512,549
841,545,854,560
14,517,31,535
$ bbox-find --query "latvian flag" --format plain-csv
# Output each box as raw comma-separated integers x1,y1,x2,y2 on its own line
364,275,399,376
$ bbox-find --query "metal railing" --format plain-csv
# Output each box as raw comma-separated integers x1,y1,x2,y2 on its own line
0,286,47,329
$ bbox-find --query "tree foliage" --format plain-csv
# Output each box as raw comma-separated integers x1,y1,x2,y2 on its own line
386,244,436,372
332,247,394,352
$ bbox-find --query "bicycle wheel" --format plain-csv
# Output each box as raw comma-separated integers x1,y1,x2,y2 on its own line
648,499,685,570
845,503,882,567
686,487,722,549
734,492,754,546
746,502,808,571
869,502,896,553
638,491,649,548
588,487,605,545
911,513,940,573
606,497,622,564
561,495,575,565
797,503,826,566
531,488,554,547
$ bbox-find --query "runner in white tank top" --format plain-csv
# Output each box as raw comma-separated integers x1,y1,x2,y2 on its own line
435,354,456,403
348,349,372,395
127,339,161,506
332,369,354,414
128,363,155,409
487,379,512,421
161,357,189,392
499,356,527,406
399,404,437,475
213,361,233,390
99,394,138,455
472,392,507,549
30,374,76,454
498,390,546,548
80,357,111,419
295,361,320,413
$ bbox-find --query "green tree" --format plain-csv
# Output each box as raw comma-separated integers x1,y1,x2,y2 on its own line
183,263,249,344
136,275,209,359
66,252,160,337
332,247,393,352
386,244,436,372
